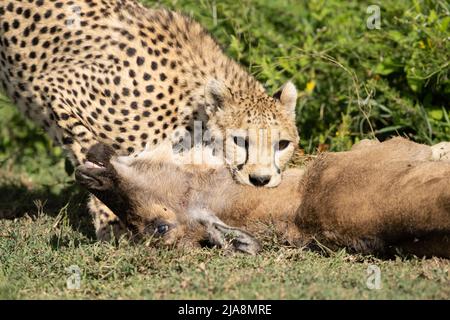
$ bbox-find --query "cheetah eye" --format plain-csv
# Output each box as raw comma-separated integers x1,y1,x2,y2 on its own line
232,136,248,149
276,140,291,151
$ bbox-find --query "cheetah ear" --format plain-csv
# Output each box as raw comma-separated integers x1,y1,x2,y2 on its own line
205,79,232,114
273,81,297,116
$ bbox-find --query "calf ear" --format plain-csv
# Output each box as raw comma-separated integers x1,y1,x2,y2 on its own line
75,164,116,191
75,143,118,191
273,81,297,117
190,208,261,254
207,223,261,255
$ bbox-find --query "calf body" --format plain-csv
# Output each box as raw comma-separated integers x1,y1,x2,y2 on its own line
76,138,450,257
297,138,450,256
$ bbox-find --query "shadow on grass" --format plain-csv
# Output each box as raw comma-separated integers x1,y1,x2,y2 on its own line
0,178,96,239
48,234,85,250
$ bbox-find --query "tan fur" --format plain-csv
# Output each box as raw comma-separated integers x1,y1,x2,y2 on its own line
76,137,450,258
297,138,450,256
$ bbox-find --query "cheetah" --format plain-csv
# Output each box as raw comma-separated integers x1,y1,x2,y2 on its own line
76,139,450,258
0,0,299,240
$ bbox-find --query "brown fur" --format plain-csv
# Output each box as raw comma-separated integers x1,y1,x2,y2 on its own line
76,137,450,258
297,138,450,256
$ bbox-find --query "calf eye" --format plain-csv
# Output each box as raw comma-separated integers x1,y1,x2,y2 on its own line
155,224,170,235
276,140,291,151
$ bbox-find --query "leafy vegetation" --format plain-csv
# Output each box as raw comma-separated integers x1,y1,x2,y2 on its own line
1,215,449,299
153,0,450,151
0,0,449,299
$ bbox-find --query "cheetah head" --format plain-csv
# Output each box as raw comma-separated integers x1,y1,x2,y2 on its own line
203,80,299,188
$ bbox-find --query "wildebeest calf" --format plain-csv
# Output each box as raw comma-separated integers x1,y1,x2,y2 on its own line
75,138,450,258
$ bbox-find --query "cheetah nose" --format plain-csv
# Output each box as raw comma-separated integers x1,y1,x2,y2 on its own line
249,174,271,187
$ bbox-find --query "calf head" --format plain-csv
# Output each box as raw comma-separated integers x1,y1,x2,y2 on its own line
75,143,261,254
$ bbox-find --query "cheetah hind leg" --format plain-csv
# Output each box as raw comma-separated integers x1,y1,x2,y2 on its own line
88,192,128,242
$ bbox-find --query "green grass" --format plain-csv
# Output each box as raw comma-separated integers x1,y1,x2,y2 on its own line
1,210,449,299
0,0,449,299
0,168,449,299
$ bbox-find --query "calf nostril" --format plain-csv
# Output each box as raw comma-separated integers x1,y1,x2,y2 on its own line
249,175,271,187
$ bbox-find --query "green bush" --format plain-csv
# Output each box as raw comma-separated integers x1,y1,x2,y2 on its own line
1,0,448,169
